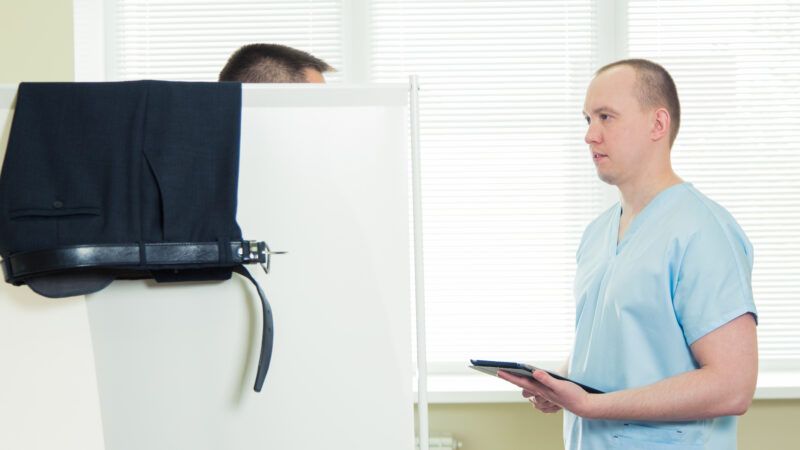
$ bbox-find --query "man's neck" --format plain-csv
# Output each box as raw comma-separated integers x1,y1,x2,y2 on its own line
618,170,683,216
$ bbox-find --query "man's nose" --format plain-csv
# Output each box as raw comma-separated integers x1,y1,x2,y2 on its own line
585,123,600,145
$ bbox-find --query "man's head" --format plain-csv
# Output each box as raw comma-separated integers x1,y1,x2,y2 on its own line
582,59,680,186
219,43,333,83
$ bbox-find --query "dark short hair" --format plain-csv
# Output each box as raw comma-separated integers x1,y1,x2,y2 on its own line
219,43,334,82
596,59,681,148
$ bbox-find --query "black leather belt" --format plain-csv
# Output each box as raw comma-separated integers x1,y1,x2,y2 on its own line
3,240,268,280
1,240,277,393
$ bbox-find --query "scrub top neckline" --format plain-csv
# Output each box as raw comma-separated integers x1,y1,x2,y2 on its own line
613,182,691,255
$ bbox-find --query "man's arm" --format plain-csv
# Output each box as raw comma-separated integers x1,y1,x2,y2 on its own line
499,313,757,421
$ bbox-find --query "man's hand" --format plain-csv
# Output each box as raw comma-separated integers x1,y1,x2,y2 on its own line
497,370,593,417
522,388,562,413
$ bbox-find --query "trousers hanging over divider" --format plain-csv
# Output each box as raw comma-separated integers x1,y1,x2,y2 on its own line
0,80,277,392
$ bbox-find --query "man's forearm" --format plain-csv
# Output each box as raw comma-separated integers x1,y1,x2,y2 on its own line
583,366,753,421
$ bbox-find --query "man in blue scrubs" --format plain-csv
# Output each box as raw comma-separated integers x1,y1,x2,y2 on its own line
498,59,758,449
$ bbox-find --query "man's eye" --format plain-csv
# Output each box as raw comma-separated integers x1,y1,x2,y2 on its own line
584,116,590,124
600,114,609,121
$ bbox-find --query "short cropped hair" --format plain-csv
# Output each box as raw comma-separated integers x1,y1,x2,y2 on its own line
596,59,681,147
219,43,334,82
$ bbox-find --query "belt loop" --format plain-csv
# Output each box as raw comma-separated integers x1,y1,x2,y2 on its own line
218,238,231,265
138,242,147,266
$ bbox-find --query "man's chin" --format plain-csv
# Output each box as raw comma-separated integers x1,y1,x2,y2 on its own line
596,171,616,185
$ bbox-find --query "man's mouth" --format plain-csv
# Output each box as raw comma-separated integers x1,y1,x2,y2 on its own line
592,152,607,161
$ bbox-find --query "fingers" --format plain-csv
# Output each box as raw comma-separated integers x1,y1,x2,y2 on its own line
522,389,535,398
532,370,558,389
530,396,562,414
538,404,562,414
502,370,563,414
498,370,550,393
498,370,528,386
525,390,562,413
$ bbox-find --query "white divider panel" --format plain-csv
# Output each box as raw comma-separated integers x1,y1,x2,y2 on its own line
84,84,414,450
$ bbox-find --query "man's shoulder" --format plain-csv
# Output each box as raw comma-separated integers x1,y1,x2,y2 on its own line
665,184,752,258
670,184,743,234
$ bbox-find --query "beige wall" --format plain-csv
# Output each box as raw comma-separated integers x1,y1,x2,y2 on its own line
0,0,74,82
421,400,800,450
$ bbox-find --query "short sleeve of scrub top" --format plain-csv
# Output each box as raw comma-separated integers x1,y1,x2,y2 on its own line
564,183,757,450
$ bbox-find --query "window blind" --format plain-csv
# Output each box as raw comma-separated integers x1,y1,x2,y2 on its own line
628,0,800,364
369,0,600,368
111,0,343,81
101,0,800,373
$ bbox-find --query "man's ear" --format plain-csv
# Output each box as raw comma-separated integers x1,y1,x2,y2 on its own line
651,107,671,143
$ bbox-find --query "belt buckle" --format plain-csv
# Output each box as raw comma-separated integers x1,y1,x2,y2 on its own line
240,240,266,263
261,242,287,275
239,240,286,274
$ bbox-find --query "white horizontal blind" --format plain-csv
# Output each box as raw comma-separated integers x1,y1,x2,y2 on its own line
370,1,600,367
111,0,343,81
628,1,800,364
102,0,800,374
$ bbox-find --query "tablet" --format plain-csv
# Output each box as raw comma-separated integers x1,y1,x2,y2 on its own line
469,359,604,394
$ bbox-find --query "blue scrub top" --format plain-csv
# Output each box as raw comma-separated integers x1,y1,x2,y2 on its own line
565,183,757,450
